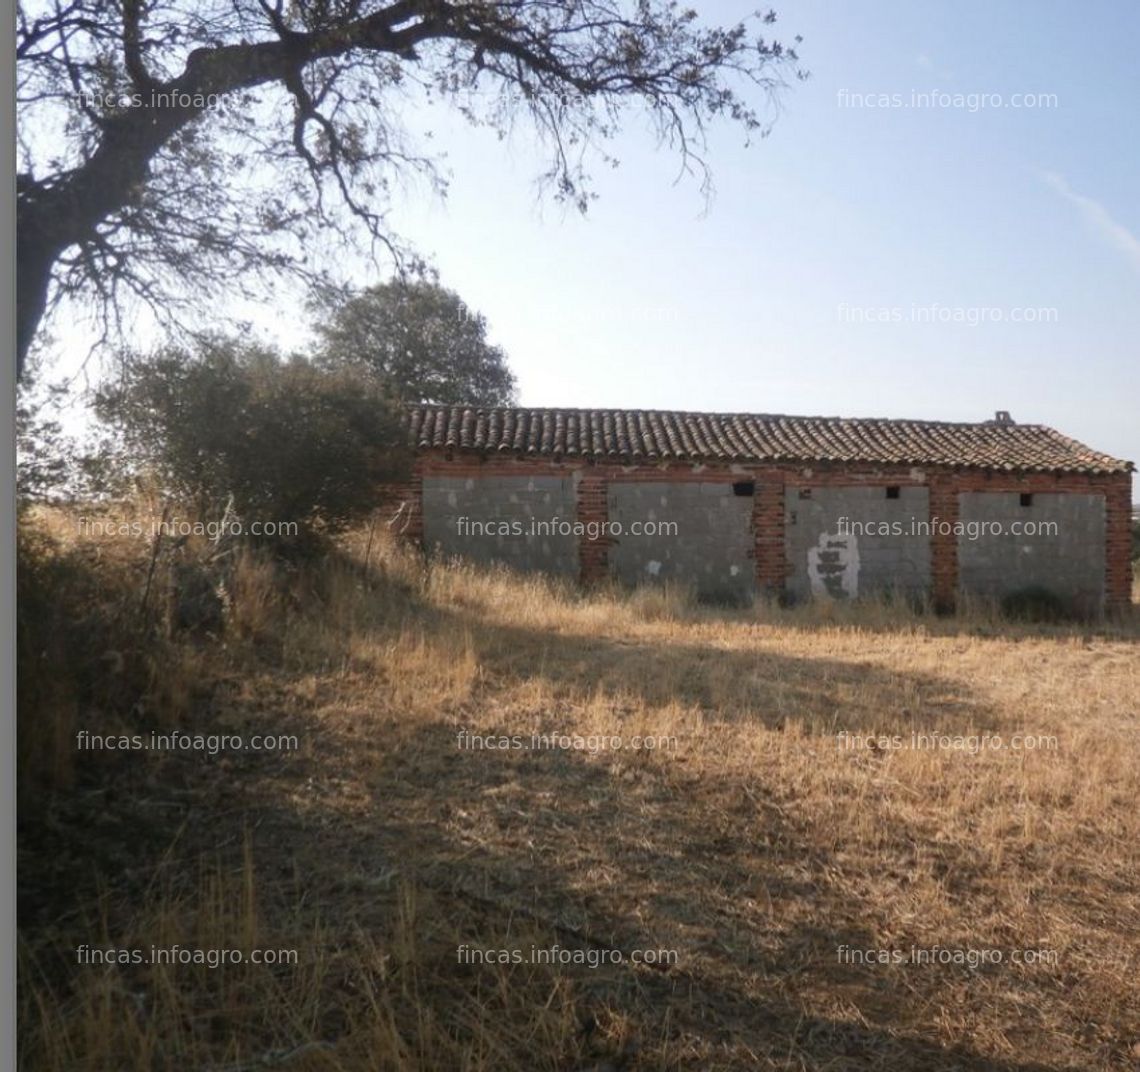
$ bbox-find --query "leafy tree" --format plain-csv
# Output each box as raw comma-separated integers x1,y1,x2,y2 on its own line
93,338,410,539
317,280,516,406
16,388,72,502
16,0,803,378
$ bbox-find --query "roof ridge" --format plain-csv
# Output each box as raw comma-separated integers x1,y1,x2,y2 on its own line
407,403,1064,430
406,405,1133,473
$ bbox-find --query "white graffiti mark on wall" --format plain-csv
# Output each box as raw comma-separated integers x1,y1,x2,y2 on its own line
807,531,860,599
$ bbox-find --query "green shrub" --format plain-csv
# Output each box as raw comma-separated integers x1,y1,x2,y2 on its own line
94,338,410,551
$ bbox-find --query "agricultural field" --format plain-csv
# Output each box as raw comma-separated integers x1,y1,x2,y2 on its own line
17,507,1140,1071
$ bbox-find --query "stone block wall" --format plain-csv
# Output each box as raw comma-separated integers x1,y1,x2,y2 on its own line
406,454,1132,613
957,492,1106,612
783,485,932,603
421,473,579,577
607,480,755,604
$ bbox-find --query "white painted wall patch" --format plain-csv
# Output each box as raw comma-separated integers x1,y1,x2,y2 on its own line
807,531,860,599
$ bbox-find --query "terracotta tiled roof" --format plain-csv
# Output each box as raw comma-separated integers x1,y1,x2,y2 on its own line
408,406,1133,474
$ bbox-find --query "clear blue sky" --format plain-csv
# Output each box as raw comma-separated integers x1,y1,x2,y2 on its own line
43,0,1140,474
371,0,1138,471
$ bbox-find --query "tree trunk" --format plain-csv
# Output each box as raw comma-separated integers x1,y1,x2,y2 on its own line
16,208,61,379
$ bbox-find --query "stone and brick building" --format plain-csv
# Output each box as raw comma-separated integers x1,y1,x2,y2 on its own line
388,406,1133,614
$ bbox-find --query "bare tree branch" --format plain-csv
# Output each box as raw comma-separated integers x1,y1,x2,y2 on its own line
17,0,804,378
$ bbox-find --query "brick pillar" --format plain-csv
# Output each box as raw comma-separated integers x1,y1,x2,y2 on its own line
405,459,424,545
377,458,423,546
1104,473,1134,613
576,469,610,585
753,473,787,597
929,474,958,613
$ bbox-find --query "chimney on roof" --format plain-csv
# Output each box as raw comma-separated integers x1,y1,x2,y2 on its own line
994,410,1014,425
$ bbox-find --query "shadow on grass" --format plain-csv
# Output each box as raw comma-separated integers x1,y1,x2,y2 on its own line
19,550,1117,1070
236,713,1071,1071
232,576,1087,1067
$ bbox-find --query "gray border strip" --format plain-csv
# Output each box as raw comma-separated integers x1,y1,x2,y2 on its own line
4,0,18,1067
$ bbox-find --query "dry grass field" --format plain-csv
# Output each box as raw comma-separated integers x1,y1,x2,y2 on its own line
17,505,1140,1071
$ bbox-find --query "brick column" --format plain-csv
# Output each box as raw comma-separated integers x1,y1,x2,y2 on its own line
929,474,958,613
753,473,787,597
1104,473,1134,612
377,458,423,546
576,469,610,585
405,459,424,545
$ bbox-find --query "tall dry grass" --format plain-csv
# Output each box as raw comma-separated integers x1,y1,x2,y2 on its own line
18,504,1140,1071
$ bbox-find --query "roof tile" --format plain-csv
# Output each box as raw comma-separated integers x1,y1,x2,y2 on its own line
409,406,1133,475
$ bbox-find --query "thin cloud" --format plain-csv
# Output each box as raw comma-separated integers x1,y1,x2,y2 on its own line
1042,171,1140,271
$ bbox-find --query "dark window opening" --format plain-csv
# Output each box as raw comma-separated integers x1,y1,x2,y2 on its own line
886,485,901,499
732,480,755,497
798,488,813,500
1020,493,1034,507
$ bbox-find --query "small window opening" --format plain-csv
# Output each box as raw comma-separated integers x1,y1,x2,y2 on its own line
798,488,813,500
732,480,755,497
885,485,901,500
1020,493,1034,507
